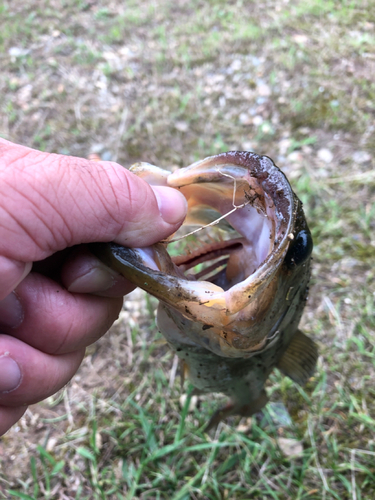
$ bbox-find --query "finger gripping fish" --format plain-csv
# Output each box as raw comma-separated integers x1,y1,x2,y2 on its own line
91,151,318,429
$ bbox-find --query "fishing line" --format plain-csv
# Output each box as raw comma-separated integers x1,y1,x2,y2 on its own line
163,169,250,243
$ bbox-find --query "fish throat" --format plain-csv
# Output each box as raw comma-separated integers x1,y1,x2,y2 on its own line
172,239,244,287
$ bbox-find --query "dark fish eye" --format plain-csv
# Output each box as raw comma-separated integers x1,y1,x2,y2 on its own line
285,229,313,268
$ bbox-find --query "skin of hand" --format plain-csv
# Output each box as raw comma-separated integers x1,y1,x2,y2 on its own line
0,138,187,436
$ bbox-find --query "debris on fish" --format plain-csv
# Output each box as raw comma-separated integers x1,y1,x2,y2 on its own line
91,151,318,429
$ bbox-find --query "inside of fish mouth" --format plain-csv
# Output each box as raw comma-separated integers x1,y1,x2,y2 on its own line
171,239,243,284
168,224,269,290
162,183,275,288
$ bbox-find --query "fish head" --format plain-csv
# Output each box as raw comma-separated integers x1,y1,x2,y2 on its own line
93,152,313,359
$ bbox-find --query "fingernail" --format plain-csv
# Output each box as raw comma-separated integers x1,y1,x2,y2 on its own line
0,355,22,393
0,256,32,300
152,186,187,225
0,292,24,329
67,264,118,293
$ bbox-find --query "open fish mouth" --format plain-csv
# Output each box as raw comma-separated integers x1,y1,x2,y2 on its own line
165,155,283,292
92,152,311,357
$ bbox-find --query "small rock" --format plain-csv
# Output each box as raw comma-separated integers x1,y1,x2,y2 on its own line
278,437,304,458
352,150,371,164
175,121,189,132
293,34,308,44
101,150,113,161
230,59,242,71
242,88,253,99
253,115,263,126
299,127,311,135
287,151,303,163
17,84,33,107
239,113,252,125
119,46,133,58
242,141,254,151
249,55,261,67
46,437,58,452
302,145,313,155
258,83,271,97
317,148,333,163
219,96,226,107
8,47,29,58
260,122,273,134
339,257,360,271
279,139,291,155
316,168,329,177
90,143,105,154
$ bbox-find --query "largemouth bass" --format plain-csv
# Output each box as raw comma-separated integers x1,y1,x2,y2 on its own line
91,151,318,429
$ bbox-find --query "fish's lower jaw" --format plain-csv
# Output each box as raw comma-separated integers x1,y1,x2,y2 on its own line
204,390,269,431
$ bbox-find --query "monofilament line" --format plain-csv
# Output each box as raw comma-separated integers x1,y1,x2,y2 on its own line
163,169,249,243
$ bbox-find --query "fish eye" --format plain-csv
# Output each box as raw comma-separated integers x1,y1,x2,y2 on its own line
284,229,313,268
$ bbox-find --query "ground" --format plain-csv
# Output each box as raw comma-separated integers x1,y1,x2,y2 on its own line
0,0,375,498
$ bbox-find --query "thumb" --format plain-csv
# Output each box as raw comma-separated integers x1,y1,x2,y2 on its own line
0,139,187,297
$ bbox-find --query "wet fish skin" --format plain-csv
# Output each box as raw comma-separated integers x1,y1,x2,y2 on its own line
91,151,318,428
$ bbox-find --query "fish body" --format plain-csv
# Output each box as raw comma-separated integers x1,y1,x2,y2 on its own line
91,151,317,428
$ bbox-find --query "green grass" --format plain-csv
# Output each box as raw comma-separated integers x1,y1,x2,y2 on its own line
6,352,375,498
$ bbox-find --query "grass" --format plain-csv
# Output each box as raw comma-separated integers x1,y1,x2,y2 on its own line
1,0,375,498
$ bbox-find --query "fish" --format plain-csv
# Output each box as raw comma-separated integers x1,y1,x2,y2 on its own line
90,151,318,429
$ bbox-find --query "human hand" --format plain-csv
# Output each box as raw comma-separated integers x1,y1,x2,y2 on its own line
0,139,187,436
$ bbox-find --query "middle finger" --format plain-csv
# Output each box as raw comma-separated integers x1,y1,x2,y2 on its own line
0,272,123,354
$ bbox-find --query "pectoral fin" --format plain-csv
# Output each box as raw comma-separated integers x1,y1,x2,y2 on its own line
277,330,318,385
